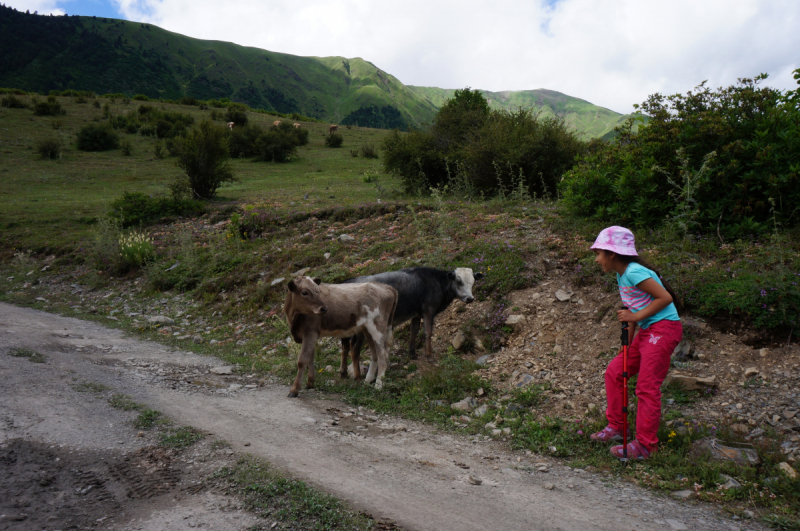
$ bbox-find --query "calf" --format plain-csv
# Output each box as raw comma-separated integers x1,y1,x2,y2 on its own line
283,276,397,397
343,267,483,365
227,121,235,130
293,123,302,128
273,120,282,127
329,124,338,134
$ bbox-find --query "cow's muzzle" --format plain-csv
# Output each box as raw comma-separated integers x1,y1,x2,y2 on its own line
465,297,474,304
319,306,328,314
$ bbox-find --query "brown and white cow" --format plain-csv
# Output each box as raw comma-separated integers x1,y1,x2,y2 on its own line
329,124,338,134
273,120,282,127
226,122,235,130
283,276,397,397
293,123,302,128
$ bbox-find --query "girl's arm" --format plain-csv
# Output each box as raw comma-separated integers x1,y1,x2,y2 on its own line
617,278,673,324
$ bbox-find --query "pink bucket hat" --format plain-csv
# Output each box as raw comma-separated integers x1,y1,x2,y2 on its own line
590,226,638,256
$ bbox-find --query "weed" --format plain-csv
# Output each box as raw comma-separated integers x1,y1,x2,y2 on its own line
108,393,142,411
119,230,156,270
7,347,47,363
134,408,162,429
77,122,119,151
153,139,165,159
160,426,204,449
73,381,110,393
325,132,343,148
120,138,133,156
36,137,62,159
360,142,378,159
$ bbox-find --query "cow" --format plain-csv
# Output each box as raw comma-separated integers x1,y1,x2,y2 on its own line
342,267,484,368
329,124,338,134
283,276,398,397
293,123,302,128
273,120,282,127
226,122,235,130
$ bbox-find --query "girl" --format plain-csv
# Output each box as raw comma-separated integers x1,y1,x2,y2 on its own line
588,226,682,460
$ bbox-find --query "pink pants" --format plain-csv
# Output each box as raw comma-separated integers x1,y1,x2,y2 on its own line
604,319,683,452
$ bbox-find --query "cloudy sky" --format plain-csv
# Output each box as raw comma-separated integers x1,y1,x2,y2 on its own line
8,0,800,113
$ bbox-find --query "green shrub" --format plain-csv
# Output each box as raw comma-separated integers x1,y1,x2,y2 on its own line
118,229,156,269
77,123,119,151
325,132,343,148
360,142,378,159
174,120,236,199
120,139,132,156
1,94,28,108
108,191,205,227
132,94,149,101
32,95,64,116
560,71,800,237
36,137,62,159
229,123,265,158
225,104,248,126
254,129,299,162
153,139,165,159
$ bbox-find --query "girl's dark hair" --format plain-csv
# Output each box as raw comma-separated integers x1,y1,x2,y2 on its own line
614,253,682,312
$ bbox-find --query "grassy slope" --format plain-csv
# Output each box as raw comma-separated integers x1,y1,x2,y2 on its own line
3,8,631,137
408,86,642,139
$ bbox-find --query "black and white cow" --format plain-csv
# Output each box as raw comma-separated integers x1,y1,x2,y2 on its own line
341,267,483,371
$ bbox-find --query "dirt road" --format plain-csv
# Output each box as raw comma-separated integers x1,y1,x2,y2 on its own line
0,303,758,531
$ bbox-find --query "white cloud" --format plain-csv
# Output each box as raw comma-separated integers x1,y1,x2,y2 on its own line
106,0,800,113
8,0,65,15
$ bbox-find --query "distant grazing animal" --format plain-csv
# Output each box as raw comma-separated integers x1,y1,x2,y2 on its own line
342,267,483,364
329,124,338,134
226,122,235,130
293,123,302,128
273,120,282,127
283,276,398,397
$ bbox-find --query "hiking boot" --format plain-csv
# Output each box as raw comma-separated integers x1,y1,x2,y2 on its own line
590,425,630,443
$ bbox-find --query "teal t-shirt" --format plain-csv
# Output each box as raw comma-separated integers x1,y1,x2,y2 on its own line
616,263,680,329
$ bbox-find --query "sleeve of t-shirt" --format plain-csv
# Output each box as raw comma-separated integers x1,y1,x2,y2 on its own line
626,264,654,286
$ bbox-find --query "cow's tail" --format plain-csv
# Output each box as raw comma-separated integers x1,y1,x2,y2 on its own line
386,288,398,348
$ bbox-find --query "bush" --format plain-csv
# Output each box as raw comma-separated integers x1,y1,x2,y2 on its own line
118,230,156,269
36,137,61,159
561,70,800,237
77,123,119,151
1,94,27,108
120,139,132,156
229,123,265,158
153,139,165,159
174,120,236,199
325,132,343,148
360,142,378,159
254,129,299,162
225,104,248,126
32,95,64,116
108,191,205,227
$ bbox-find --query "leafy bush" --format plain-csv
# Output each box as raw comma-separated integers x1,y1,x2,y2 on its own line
340,104,408,130
174,120,236,199
32,95,64,116
383,88,584,197
153,139,165,159
108,191,205,227
36,137,61,159
360,142,378,159
254,129,300,162
118,230,156,269
325,132,343,148
225,104,248,126
76,123,119,151
561,71,800,237
109,106,193,138
120,139,132,156
229,122,307,162
229,123,265,158
1,94,27,108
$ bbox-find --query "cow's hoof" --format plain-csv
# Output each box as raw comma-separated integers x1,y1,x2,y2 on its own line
374,379,384,390
339,371,348,379
306,384,315,390
287,391,299,398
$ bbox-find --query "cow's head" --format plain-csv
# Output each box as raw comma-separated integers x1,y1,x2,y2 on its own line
287,276,327,315
448,268,484,303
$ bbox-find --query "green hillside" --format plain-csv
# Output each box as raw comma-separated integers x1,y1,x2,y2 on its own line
408,86,640,139
1,7,634,137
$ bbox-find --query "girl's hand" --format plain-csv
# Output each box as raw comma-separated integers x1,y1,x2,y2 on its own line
617,309,636,323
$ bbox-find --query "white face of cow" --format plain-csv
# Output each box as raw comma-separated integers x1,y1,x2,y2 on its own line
450,267,484,303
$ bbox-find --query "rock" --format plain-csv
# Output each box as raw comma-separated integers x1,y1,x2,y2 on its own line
147,315,174,325
236,339,247,346
451,331,467,350
747,428,765,439
665,519,688,530
475,354,491,366
731,423,750,435
554,290,571,302
209,339,219,345
292,267,310,277
339,234,355,242
473,405,489,417
192,335,204,343
506,403,525,413
451,397,478,412
543,483,554,490
784,409,798,420
468,475,482,485
690,438,761,466
301,417,317,424
744,367,760,378
430,400,447,408
743,510,755,519
778,462,797,479
228,384,243,391
671,490,694,499
505,314,527,332
165,261,180,271
719,474,742,489
210,366,234,375
502,427,511,435
672,340,694,360
664,374,717,391
324,252,331,260
514,374,534,388
485,422,497,430
542,258,556,272
473,338,486,352
270,277,285,286
759,348,769,357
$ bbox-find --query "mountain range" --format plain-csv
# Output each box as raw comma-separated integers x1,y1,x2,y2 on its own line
0,6,636,137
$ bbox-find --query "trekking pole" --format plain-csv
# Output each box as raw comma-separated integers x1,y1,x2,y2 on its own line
620,306,630,464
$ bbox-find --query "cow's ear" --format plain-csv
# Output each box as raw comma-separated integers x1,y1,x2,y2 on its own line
474,272,485,280
447,272,456,280
288,280,297,292
313,277,322,285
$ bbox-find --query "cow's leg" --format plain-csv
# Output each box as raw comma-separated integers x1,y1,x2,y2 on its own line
348,333,364,380
423,312,435,359
363,334,379,384
374,334,389,391
340,337,351,378
408,317,421,360
289,333,318,397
